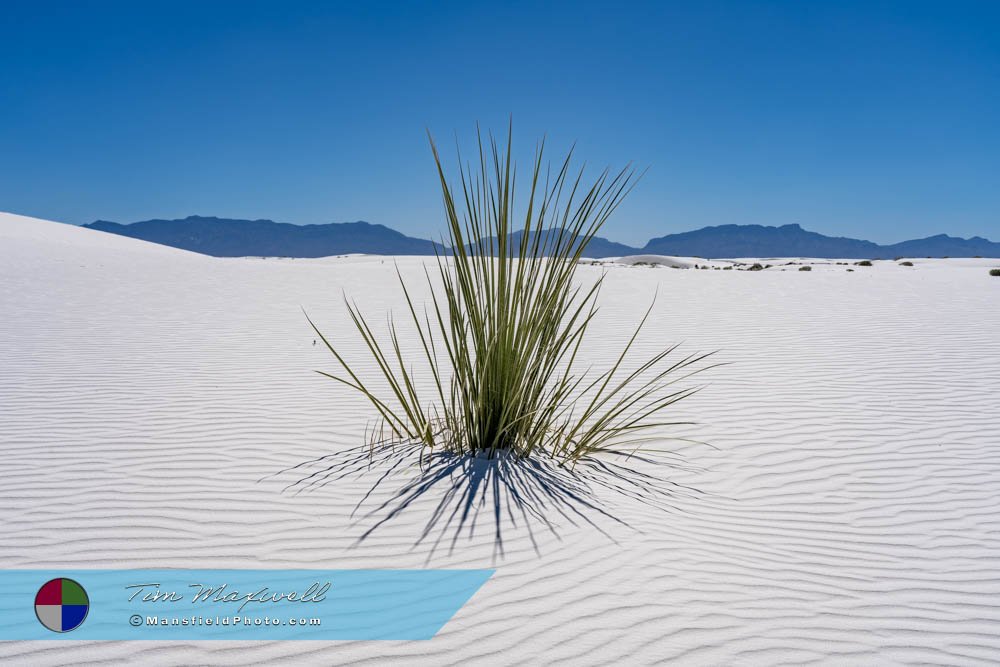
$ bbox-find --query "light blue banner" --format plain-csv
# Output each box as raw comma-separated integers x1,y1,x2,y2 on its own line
0,569,494,640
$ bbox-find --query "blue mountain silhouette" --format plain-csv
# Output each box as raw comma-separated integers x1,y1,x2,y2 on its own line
84,217,1000,258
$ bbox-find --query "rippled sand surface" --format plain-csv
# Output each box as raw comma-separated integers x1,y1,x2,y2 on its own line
2,212,999,665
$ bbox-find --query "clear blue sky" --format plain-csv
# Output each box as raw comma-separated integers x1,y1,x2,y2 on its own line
1,1,997,245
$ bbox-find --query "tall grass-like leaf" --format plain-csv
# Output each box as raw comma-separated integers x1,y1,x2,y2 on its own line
309,125,713,464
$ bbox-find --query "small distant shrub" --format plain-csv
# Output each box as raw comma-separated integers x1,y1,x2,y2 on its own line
899,261,913,267
855,260,872,267
723,266,733,270
990,269,1000,277
798,265,812,271
747,263,764,271
847,268,854,272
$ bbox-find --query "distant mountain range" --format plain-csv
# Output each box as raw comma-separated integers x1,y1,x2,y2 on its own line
86,216,440,257
643,223,1000,258
83,217,1000,259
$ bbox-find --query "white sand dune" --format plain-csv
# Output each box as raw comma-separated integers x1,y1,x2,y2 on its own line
2,211,1000,665
598,254,711,268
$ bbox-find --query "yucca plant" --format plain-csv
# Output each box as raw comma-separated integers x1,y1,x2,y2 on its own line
308,126,712,467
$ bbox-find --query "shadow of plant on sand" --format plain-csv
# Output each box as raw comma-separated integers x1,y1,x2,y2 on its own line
271,436,706,561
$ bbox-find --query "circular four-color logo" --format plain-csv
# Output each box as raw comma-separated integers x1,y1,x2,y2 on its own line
35,578,89,633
